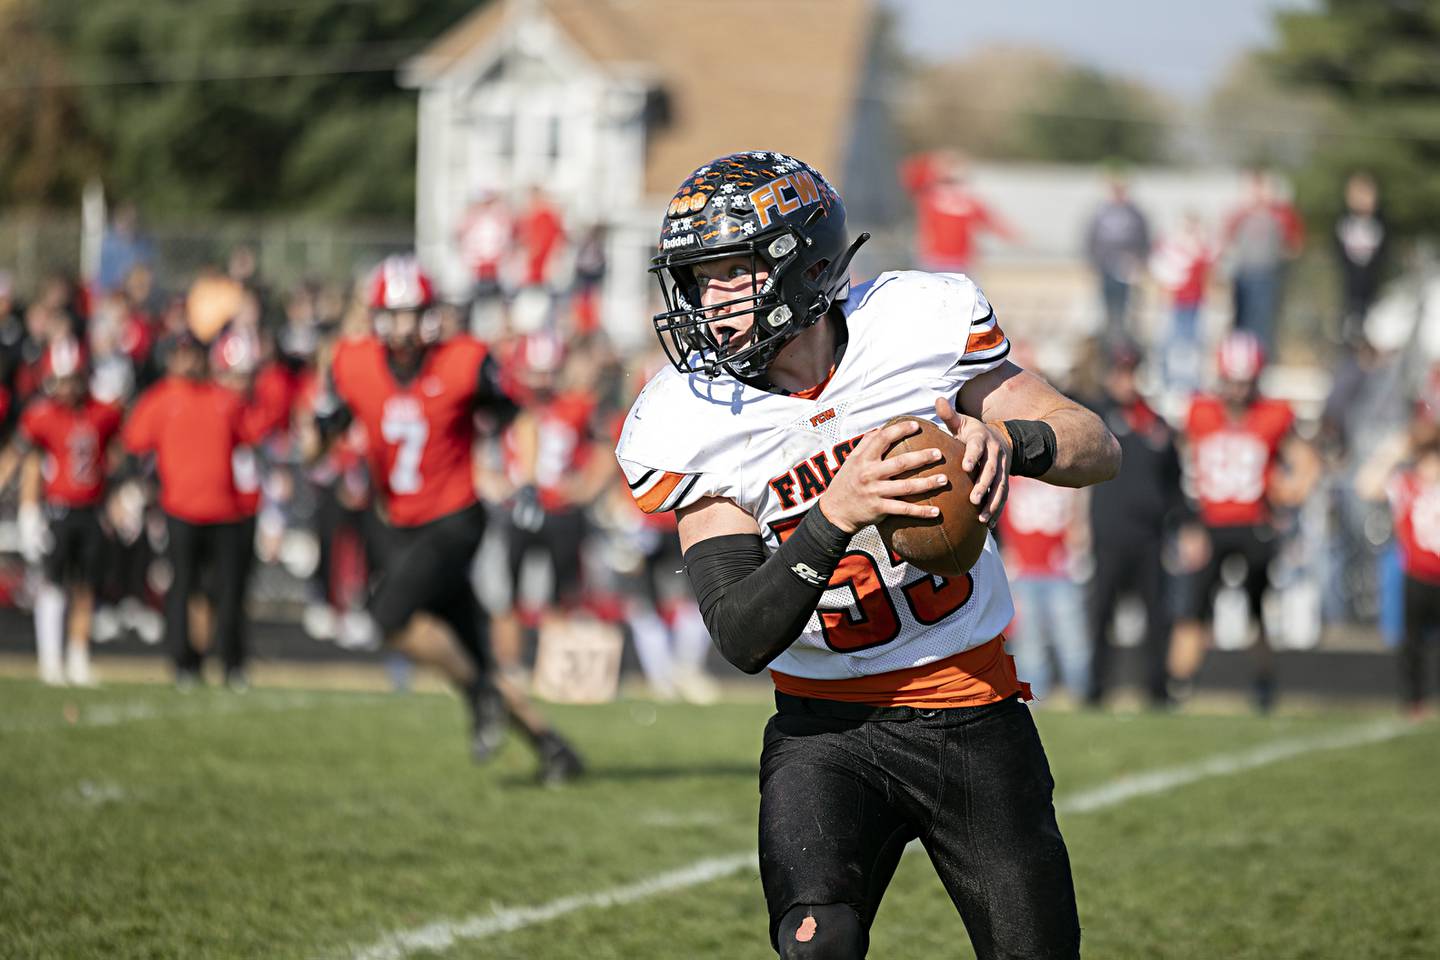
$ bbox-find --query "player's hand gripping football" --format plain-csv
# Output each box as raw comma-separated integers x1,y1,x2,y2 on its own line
817,419,949,535
935,396,1011,525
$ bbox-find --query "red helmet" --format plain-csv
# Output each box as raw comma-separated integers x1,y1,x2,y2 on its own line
367,256,435,312
210,325,260,376
1216,330,1265,383
40,336,88,387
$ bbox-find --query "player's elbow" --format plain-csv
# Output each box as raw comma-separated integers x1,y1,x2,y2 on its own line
715,637,771,675
1096,430,1123,482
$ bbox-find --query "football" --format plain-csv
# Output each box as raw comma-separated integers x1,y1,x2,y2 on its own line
875,415,988,577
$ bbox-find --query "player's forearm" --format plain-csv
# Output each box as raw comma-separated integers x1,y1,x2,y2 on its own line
1038,406,1122,487
684,509,850,674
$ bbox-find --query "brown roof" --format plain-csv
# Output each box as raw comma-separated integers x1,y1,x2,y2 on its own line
405,0,874,198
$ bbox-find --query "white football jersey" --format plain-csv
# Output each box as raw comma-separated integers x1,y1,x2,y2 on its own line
615,271,1015,680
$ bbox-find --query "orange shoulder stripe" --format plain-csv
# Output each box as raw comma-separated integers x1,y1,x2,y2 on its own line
965,323,1006,355
634,470,685,514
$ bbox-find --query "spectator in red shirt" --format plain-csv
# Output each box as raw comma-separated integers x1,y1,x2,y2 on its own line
1223,168,1305,353
0,338,122,685
1150,211,1215,395
900,151,1017,274
455,192,513,328
516,186,566,289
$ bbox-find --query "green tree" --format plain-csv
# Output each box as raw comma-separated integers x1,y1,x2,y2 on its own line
1018,66,1168,165
0,0,103,206
1267,0,1440,239
900,47,1170,166
8,0,485,217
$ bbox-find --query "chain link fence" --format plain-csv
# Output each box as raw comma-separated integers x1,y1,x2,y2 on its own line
0,210,414,296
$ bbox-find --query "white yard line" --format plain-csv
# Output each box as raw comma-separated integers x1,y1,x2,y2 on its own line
334,718,1418,960
1055,719,1412,815
343,854,756,960
0,690,387,734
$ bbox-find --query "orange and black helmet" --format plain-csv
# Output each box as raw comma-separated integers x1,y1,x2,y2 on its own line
650,151,868,379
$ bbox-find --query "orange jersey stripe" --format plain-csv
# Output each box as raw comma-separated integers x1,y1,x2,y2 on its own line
769,636,1028,708
634,470,685,513
965,323,1006,355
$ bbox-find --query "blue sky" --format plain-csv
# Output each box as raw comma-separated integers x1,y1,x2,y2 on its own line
887,0,1315,98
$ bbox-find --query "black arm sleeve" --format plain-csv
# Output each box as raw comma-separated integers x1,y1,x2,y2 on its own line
683,507,851,674
312,371,353,441
474,352,521,428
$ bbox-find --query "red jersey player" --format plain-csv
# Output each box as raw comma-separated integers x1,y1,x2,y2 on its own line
491,335,612,671
0,338,121,685
321,255,582,782
1170,330,1320,710
123,327,260,690
1358,370,1440,719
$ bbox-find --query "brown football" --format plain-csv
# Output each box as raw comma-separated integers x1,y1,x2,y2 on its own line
875,415,988,577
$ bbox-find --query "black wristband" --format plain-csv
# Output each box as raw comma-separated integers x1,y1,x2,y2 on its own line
1003,419,1058,478
783,504,852,586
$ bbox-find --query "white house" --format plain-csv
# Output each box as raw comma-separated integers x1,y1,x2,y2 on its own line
401,0,896,348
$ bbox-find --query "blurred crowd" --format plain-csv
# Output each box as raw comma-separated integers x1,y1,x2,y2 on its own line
908,151,1438,716
1,158,1437,718
0,190,714,705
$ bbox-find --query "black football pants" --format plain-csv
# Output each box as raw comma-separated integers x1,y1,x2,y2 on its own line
1401,575,1440,708
368,504,494,674
164,515,250,675
1086,535,1171,706
759,694,1080,959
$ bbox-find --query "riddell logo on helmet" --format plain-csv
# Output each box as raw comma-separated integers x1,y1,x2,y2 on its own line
750,170,822,229
661,234,696,250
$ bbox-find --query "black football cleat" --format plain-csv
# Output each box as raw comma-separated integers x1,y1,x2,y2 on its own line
467,679,508,763
535,732,585,786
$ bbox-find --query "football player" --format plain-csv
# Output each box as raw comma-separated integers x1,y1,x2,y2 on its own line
209,320,289,690
1357,368,1440,719
123,324,259,690
0,338,122,685
320,256,583,783
492,334,612,674
1168,330,1321,710
616,152,1120,959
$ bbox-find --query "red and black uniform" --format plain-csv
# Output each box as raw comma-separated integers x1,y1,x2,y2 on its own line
1387,467,1440,708
19,396,122,586
123,376,259,676
1182,393,1295,622
328,334,518,649
501,389,598,611
227,359,301,660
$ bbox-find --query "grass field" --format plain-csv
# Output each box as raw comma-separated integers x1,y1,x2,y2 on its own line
2,677,1438,959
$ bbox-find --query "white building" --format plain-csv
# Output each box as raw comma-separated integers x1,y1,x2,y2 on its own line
401,0,896,349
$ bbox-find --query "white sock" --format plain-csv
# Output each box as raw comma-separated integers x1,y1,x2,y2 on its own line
66,640,94,686
35,583,65,684
628,608,676,697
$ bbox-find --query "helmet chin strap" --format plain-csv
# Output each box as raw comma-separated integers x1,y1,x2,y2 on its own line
806,230,869,320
